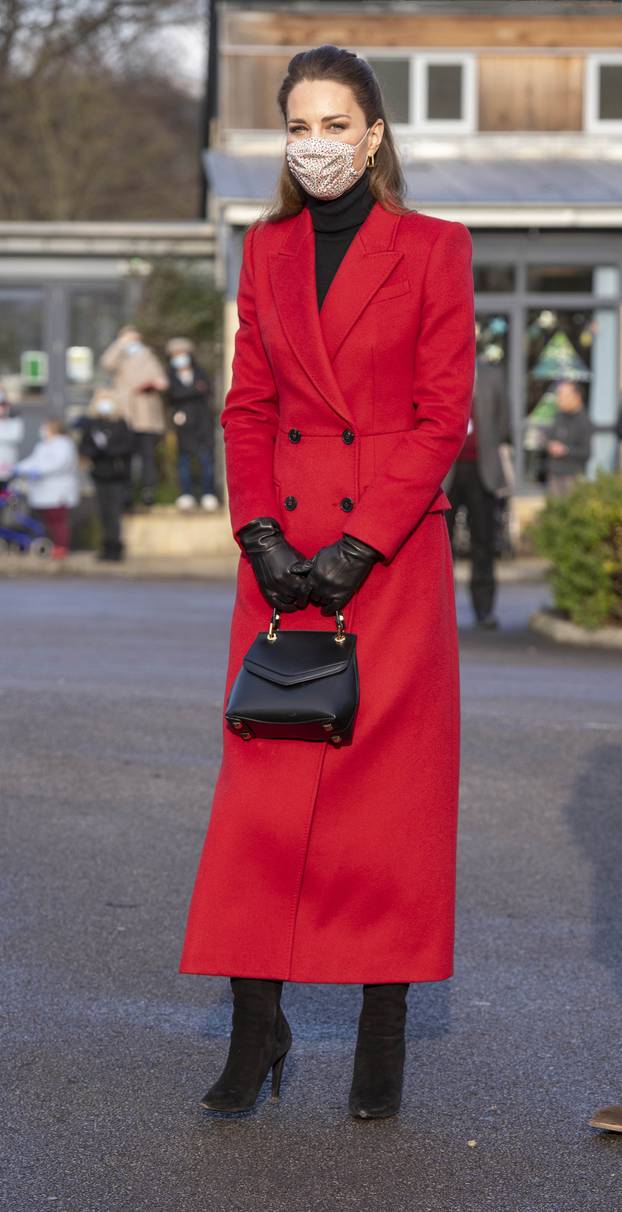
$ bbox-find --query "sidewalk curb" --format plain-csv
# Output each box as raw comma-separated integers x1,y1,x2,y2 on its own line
454,557,549,585
0,554,550,585
0,555,239,581
529,609,622,650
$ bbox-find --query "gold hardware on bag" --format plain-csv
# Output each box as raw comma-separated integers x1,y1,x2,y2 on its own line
331,735,342,745
322,722,333,732
267,610,280,642
268,608,346,643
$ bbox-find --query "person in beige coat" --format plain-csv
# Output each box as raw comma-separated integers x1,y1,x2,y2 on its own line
100,326,167,506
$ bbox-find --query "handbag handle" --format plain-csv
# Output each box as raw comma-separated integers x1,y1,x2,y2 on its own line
267,607,346,645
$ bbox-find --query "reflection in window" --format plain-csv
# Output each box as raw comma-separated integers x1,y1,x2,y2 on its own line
476,313,509,365
0,289,45,403
523,308,593,484
527,266,593,293
474,265,516,292
66,288,123,405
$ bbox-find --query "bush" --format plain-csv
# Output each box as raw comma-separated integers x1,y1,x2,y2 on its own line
531,472,622,630
134,260,223,376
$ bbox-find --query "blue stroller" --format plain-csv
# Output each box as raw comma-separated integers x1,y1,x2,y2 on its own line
0,483,53,557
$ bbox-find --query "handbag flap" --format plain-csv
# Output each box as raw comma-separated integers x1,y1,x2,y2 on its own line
243,630,356,687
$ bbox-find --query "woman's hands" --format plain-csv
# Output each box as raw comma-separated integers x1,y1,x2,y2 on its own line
237,517,311,613
291,533,383,616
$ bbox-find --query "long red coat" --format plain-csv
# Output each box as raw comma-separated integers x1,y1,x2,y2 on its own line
179,200,475,984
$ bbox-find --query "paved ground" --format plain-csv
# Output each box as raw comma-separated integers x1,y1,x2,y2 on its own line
2,578,621,1212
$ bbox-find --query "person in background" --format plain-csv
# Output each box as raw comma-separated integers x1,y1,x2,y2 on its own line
165,337,219,512
546,380,592,498
100,326,167,507
13,418,80,558
79,387,135,562
445,355,512,629
0,386,24,487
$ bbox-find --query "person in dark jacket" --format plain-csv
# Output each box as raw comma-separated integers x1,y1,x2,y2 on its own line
445,355,512,628
79,387,135,561
165,337,219,512
546,380,592,497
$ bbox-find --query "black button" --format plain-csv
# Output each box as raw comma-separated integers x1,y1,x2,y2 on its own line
288,428,302,443
342,429,355,445
340,496,354,512
284,495,298,511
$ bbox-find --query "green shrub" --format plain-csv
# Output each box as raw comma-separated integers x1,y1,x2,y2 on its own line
134,260,223,376
530,472,622,630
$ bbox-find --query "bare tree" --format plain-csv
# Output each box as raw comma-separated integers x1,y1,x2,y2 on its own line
0,1,205,219
0,1,202,77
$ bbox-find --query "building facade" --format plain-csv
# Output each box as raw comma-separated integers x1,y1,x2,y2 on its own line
206,0,622,492
0,223,216,454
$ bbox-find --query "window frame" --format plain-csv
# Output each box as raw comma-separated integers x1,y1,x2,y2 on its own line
360,50,477,135
414,52,477,134
584,54,622,133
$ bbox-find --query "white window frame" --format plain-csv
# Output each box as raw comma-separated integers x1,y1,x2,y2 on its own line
584,54,622,133
414,53,477,134
361,51,477,135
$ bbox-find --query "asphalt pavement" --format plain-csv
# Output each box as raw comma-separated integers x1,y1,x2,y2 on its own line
2,577,621,1212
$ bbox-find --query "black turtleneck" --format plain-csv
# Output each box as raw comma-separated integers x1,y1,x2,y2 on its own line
304,168,376,311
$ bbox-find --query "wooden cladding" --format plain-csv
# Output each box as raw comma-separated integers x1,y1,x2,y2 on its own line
223,51,587,133
479,56,584,131
223,54,290,129
223,11,622,50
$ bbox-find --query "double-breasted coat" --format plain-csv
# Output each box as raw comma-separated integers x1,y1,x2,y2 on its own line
180,200,475,984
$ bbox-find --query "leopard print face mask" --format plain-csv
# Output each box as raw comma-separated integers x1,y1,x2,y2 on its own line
286,127,371,200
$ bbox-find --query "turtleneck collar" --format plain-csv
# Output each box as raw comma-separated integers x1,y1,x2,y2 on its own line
304,168,376,234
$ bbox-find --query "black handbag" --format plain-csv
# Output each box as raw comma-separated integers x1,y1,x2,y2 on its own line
225,608,359,744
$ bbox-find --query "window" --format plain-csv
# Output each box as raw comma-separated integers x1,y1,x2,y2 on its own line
363,53,476,133
0,288,45,404
474,265,516,292
585,55,622,132
415,55,476,133
366,57,411,125
527,265,594,293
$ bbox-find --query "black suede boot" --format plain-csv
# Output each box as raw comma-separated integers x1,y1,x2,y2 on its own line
348,983,409,1119
200,978,292,1113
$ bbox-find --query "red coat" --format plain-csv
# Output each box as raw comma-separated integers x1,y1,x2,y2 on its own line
180,201,475,984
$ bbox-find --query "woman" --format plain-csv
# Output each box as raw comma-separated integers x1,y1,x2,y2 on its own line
13,418,80,558
180,44,475,1119
99,326,167,507
78,387,135,561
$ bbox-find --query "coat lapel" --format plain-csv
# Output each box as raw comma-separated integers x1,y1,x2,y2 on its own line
268,202,404,427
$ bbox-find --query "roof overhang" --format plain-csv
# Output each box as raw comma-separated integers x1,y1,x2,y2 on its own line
205,151,622,229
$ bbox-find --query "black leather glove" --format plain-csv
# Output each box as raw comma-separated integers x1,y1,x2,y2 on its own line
237,516,311,613
290,532,383,616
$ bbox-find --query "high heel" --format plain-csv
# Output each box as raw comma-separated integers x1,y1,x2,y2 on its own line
271,1050,287,1099
200,978,292,1113
348,983,409,1119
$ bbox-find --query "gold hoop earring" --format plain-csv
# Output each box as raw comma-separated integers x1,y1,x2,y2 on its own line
366,150,375,169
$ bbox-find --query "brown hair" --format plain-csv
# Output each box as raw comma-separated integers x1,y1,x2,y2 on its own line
261,44,411,224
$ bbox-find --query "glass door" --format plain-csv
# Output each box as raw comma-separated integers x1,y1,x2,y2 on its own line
524,303,619,484
65,284,125,414
0,288,46,406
